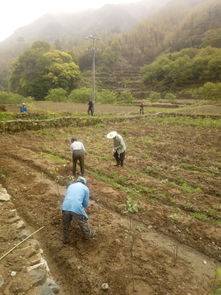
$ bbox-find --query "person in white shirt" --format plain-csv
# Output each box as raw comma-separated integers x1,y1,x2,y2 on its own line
70,138,86,177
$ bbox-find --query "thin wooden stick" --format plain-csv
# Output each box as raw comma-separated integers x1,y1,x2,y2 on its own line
56,180,61,197
173,243,179,266
129,216,136,293
0,226,45,262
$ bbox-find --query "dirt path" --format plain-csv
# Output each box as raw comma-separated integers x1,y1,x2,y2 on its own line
0,144,219,294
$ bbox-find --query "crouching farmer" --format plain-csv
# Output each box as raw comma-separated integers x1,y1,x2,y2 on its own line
62,176,93,244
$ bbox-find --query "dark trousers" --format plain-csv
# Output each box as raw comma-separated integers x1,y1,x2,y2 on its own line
72,150,84,176
62,211,92,242
140,108,144,115
114,151,125,166
88,107,94,116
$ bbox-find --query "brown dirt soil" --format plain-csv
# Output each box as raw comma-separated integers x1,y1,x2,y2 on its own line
0,117,220,294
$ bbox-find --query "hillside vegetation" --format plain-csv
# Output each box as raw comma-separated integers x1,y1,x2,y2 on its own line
10,42,80,98
0,0,220,100
79,0,221,69
142,47,221,89
75,0,221,96
0,0,169,90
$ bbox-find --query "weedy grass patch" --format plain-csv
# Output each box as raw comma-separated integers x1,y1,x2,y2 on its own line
179,181,202,194
191,211,221,225
40,151,67,165
152,116,221,128
0,167,8,180
213,267,221,295
191,212,210,222
0,112,14,121
126,197,139,213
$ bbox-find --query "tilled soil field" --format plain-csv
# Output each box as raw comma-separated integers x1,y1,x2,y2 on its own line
0,115,220,294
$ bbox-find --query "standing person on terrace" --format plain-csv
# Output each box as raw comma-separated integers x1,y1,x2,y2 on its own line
70,138,85,177
62,176,94,243
106,131,126,167
88,99,94,116
139,101,144,115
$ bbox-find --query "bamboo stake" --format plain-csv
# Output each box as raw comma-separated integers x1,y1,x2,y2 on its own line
129,216,136,293
0,226,45,262
173,243,179,266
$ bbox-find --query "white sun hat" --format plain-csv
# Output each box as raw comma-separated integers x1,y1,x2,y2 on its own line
106,131,117,139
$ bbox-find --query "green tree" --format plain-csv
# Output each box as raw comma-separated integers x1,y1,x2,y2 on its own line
44,50,80,91
10,42,80,99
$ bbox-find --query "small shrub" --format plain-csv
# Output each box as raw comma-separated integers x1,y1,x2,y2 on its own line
149,91,161,102
179,83,221,101
45,88,68,102
180,181,201,193
164,92,177,103
117,90,134,104
68,87,91,103
198,82,221,101
68,87,134,104
191,212,210,222
98,89,134,104
126,197,139,213
0,91,29,104
179,88,199,99
97,89,118,104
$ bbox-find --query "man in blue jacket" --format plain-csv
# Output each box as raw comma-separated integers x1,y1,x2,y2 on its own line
62,176,93,243
20,103,28,113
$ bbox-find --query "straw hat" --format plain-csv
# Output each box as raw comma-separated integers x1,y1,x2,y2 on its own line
106,131,117,139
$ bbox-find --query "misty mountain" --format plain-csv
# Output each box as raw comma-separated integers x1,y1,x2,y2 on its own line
0,0,220,91
0,0,171,88
110,0,217,66
0,0,170,47
168,0,221,50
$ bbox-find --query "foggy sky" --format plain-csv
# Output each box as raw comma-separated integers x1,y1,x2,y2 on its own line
0,0,142,41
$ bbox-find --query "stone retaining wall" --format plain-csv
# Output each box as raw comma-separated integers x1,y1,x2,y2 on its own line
158,112,221,119
0,185,61,295
0,114,149,134
0,112,219,134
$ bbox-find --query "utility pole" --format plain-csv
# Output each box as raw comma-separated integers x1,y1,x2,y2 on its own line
87,35,98,104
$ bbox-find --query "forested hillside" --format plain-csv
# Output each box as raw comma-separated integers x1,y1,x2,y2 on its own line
142,47,221,88
90,0,221,68
76,0,221,96
0,0,169,87
0,0,220,98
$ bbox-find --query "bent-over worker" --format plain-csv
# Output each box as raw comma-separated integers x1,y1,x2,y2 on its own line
62,176,93,243
70,138,85,177
107,131,126,167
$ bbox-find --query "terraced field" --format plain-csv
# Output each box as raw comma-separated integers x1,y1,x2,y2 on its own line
0,110,220,294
